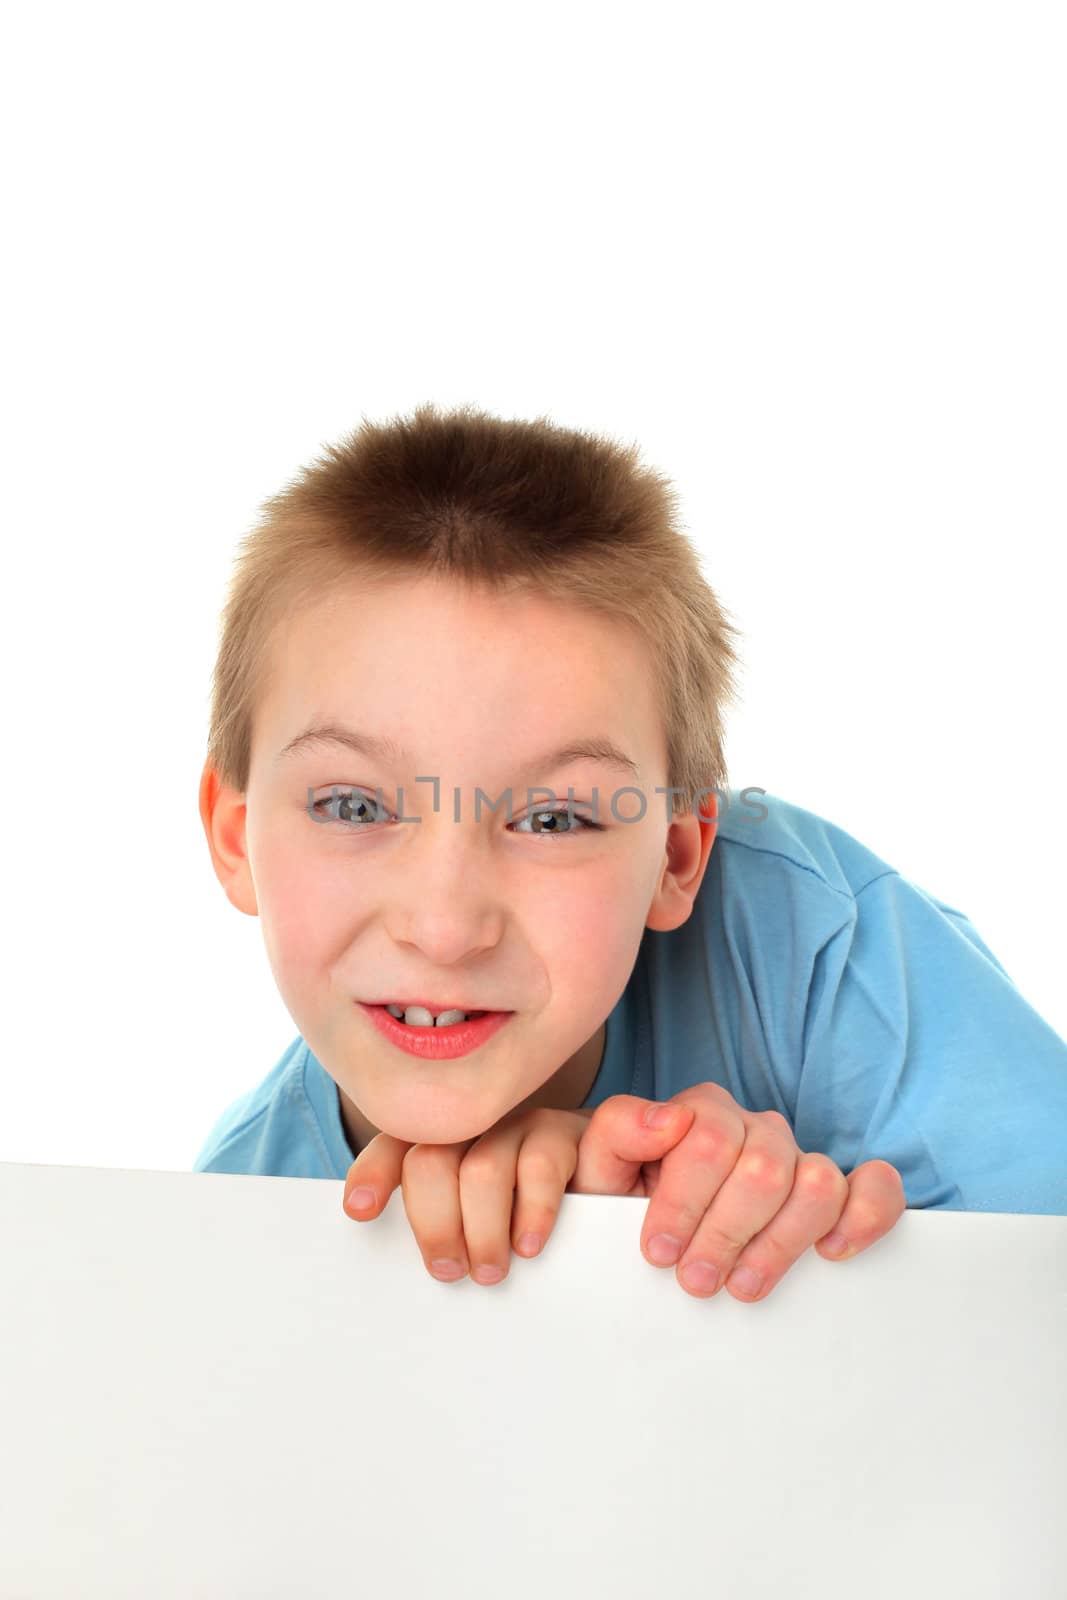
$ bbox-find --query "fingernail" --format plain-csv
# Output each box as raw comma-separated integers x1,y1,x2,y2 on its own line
347,1186,376,1211
647,1233,683,1264
473,1265,505,1285
644,1103,681,1130
517,1233,542,1255
680,1261,721,1294
430,1259,468,1280
726,1265,763,1296
821,1231,848,1257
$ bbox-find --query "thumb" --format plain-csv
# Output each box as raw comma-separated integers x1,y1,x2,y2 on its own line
567,1096,695,1196
342,1131,414,1218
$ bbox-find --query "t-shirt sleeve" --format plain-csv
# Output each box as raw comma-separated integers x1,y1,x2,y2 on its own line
792,870,1067,1215
192,1098,255,1172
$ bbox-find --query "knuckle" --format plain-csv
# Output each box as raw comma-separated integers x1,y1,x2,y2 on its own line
759,1233,795,1271
514,1203,560,1244
861,1158,906,1197
685,1124,735,1167
737,1235,787,1278
517,1147,564,1189
736,1149,792,1193
459,1147,505,1184
847,1200,883,1237
758,1108,793,1136
652,1196,711,1240
412,1217,462,1257
698,1081,736,1105
796,1153,846,1197
699,1219,748,1255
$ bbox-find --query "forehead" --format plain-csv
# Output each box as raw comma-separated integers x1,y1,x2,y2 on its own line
257,573,666,772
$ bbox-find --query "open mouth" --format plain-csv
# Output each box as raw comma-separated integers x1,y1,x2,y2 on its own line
358,1002,514,1060
382,1003,491,1026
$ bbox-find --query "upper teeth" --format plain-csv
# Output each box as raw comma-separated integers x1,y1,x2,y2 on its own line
386,1004,471,1027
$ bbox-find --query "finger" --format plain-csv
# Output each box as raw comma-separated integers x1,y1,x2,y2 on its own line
568,1096,696,1196
814,1159,907,1261
509,1110,591,1259
710,1153,849,1301
342,1133,413,1219
455,1109,592,1283
455,1124,530,1284
658,1111,797,1290
637,1097,748,1268
400,1142,474,1281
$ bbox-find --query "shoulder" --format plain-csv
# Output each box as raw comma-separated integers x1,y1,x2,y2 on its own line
685,788,903,985
713,787,989,949
712,787,910,903
657,787,1002,1070
191,1036,336,1179
704,787,990,976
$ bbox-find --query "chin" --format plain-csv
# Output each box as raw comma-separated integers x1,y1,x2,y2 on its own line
378,1110,499,1148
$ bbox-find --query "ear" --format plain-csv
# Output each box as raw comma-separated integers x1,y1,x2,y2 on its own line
198,757,259,917
645,788,719,933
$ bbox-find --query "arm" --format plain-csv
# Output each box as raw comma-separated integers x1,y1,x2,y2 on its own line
794,871,1067,1215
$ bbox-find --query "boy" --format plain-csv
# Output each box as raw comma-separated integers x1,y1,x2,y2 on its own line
194,402,1067,1301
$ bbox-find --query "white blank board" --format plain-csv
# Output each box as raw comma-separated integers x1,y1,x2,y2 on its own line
1,1160,1065,1598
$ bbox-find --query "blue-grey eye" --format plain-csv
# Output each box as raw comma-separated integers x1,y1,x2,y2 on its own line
310,788,391,825
512,807,600,837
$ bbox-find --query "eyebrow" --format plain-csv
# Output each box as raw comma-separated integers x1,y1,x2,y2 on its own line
275,722,640,781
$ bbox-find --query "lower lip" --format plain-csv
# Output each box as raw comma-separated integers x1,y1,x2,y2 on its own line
357,1003,514,1060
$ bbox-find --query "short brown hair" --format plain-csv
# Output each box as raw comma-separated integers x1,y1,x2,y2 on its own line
206,401,743,815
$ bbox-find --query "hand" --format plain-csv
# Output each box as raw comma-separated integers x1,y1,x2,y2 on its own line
340,1101,696,1285
570,1084,907,1301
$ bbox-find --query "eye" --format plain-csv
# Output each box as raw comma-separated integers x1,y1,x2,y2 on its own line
309,787,392,826
511,806,601,838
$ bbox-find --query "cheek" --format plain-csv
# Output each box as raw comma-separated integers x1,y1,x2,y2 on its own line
253,835,361,980
530,860,649,998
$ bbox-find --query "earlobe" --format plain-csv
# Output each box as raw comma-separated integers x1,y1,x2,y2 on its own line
198,758,259,917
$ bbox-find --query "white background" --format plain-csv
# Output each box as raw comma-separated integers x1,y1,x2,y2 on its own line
2,2,1063,1171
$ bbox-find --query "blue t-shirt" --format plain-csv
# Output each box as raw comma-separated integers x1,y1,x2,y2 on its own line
192,788,1067,1214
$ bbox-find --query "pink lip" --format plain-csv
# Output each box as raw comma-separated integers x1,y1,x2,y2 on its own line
357,1002,514,1061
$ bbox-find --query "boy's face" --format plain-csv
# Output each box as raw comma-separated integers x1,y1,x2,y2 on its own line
201,572,717,1152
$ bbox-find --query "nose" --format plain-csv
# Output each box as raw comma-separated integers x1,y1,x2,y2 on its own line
381,810,507,966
